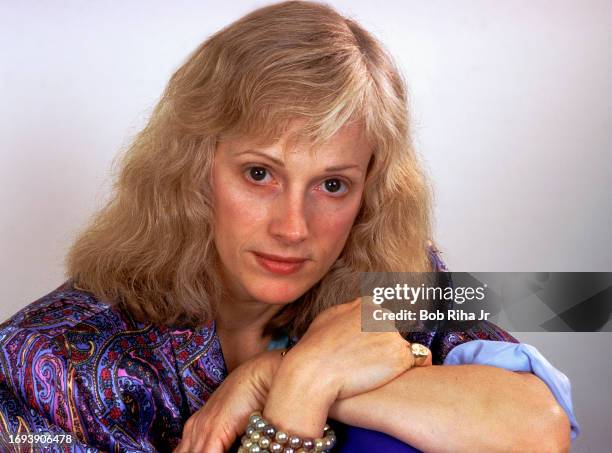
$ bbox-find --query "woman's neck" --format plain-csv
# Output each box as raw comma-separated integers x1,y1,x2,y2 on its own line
214,296,285,372
215,296,284,335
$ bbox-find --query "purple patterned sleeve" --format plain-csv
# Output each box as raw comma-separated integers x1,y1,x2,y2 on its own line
0,331,104,452
0,296,164,452
0,283,229,452
0,283,227,452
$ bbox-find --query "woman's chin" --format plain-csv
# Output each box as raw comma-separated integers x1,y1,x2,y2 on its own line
247,280,310,305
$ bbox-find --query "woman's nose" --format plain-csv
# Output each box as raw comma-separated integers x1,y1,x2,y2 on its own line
268,191,309,245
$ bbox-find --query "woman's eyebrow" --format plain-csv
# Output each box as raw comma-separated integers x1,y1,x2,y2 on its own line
235,149,362,173
324,164,362,173
235,149,285,167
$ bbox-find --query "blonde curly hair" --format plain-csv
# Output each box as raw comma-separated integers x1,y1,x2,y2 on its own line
66,1,433,337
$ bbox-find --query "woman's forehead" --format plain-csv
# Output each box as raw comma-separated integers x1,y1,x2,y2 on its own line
222,120,369,156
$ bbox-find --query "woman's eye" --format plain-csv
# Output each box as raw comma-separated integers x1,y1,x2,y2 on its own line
320,178,348,196
246,166,271,183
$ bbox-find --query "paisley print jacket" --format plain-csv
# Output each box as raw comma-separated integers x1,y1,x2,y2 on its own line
0,251,516,452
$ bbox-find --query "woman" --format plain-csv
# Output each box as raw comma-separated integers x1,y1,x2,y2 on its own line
0,1,576,452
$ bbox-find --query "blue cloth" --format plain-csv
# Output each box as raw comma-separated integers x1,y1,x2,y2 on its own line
334,425,421,453
267,334,291,350
444,340,580,440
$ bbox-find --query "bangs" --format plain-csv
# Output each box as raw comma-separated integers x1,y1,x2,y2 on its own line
224,45,373,149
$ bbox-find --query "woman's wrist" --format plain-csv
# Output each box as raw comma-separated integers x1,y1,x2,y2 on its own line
239,411,336,452
242,349,286,397
262,348,339,438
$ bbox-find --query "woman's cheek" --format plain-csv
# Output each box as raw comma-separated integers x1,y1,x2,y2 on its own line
219,180,272,228
312,196,361,250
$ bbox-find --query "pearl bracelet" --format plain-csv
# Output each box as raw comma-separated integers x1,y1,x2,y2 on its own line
237,411,337,453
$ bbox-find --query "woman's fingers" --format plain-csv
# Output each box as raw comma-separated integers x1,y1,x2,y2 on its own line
173,438,188,453
174,432,225,453
173,419,192,452
192,437,225,453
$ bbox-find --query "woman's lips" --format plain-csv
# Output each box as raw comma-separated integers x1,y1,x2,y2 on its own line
252,252,307,275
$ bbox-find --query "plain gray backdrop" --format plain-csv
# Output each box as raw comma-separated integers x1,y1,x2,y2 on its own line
1,1,610,451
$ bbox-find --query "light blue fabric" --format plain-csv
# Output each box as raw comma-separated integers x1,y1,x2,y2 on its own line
267,333,290,351
443,340,580,440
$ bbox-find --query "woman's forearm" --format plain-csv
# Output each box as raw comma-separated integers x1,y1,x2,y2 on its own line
260,344,570,452
328,364,571,452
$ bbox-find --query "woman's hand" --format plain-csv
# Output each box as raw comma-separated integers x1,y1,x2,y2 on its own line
291,297,431,400
262,298,431,438
173,350,282,453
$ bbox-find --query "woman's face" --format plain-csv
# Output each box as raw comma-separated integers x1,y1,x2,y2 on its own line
212,122,372,305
